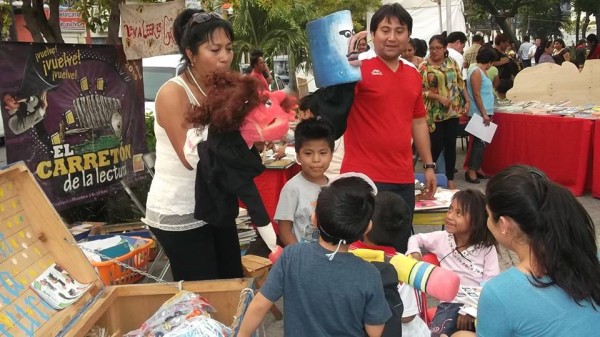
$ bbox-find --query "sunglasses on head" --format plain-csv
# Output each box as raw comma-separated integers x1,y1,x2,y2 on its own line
189,12,223,27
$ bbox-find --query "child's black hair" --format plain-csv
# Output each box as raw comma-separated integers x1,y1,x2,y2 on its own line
453,189,496,248
294,117,335,153
298,94,319,115
367,191,412,253
315,176,375,244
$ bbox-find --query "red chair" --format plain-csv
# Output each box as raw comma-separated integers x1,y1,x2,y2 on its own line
418,253,441,325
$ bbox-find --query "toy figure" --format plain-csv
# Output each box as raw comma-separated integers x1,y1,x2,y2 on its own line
187,71,293,263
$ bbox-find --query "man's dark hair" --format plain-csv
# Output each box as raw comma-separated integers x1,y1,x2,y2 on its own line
370,3,413,35
294,117,335,153
447,31,467,44
476,46,497,64
367,191,412,252
494,33,509,45
522,36,530,42
316,176,375,244
472,35,484,44
586,34,598,45
250,51,263,68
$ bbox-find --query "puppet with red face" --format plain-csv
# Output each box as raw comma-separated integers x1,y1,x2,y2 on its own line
186,71,291,262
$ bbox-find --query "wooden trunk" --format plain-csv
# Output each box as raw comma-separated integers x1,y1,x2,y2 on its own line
0,163,251,337
67,279,251,337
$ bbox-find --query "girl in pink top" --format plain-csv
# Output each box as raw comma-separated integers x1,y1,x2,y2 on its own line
406,189,499,337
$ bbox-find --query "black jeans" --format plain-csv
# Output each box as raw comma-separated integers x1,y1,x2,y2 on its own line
150,224,243,281
430,118,460,181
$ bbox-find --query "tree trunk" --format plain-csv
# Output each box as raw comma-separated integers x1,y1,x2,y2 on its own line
494,17,518,45
22,0,64,43
581,13,590,38
47,0,64,43
21,0,43,42
106,0,122,45
575,11,580,42
288,49,298,94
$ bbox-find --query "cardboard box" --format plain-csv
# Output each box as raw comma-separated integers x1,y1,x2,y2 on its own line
0,163,251,336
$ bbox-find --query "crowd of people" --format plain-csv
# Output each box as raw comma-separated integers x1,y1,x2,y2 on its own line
143,3,600,337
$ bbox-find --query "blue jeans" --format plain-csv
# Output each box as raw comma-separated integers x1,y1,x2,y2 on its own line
430,302,464,337
468,136,486,171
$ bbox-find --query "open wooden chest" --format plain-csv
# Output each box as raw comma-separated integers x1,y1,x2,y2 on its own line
0,163,251,336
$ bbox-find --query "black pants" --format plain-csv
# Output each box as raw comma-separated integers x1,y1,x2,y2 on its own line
430,118,460,181
150,224,243,281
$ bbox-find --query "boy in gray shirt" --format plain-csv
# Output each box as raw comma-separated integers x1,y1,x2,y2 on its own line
239,175,392,337
274,118,334,245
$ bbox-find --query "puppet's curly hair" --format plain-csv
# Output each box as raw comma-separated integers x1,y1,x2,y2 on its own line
186,71,264,132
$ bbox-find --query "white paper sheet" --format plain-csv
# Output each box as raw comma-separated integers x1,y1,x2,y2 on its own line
465,113,498,143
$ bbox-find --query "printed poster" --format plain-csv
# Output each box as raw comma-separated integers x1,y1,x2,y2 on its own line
0,42,147,210
120,0,184,60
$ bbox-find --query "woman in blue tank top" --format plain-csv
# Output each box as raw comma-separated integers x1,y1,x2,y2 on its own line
464,47,496,184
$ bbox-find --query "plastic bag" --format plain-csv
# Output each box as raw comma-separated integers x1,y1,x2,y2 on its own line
125,291,216,337
164,315,232,337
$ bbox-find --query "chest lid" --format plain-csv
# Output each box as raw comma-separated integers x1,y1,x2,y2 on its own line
0,163,104,337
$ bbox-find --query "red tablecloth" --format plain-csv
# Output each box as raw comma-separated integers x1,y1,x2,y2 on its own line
243,164,301,232
480,113,595,196
592,120,600,198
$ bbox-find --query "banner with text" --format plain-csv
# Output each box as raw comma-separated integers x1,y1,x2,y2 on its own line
120,0,184,60
0,42,147,210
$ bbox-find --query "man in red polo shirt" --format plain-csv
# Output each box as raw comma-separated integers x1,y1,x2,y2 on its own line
250,50,273,91
342,3,436,219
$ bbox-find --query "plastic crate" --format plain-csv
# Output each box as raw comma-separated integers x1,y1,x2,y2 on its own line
91,237,154,285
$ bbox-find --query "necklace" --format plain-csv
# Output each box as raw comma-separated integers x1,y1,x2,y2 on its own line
187,68,207,97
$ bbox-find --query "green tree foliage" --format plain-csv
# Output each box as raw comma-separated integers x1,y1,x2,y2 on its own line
523,0,568,40
232,0,307,91
233,0,378,92
466,0,572,45
573,0,600,36
257,0,379,31
74,0,158,44
0,3,13,41
470,0,538,44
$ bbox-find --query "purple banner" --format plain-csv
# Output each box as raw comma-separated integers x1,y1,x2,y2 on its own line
0,42,147,210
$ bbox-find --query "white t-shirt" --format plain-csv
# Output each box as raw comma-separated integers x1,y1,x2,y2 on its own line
398,284,431,337
448,47,464,71
518,42,533,60
528,45,538,65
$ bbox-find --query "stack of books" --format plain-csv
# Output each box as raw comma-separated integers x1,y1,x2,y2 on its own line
236,208,257,249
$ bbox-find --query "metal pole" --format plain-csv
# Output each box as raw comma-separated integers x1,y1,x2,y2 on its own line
438,0,443,33
446,0,453,33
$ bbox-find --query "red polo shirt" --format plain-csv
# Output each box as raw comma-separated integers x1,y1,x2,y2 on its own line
342,55,426,184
